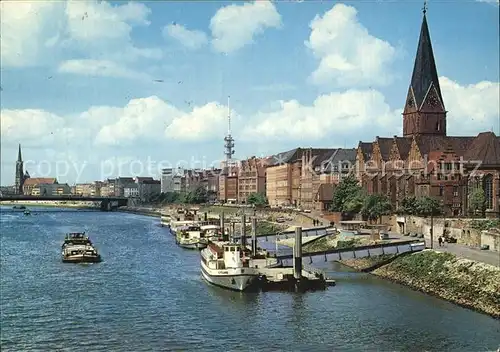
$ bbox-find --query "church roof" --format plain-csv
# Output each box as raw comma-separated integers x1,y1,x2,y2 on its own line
409,13,444,109
358,142,373,161
464,132,500,166
376,137,394,161
23,178,58,186
394,137,413,159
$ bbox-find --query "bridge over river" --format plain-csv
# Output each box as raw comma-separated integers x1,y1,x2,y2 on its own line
0,195,128,211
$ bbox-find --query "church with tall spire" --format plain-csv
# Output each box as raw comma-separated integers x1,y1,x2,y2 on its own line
14,144,30,194
356,5,500,217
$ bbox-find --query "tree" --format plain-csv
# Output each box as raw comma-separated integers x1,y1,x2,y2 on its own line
361,194,392,223
247,192,268,206
330,174,364,213
397,196,419,215
179,186,208,204
415,196,442,217
469,186,485,217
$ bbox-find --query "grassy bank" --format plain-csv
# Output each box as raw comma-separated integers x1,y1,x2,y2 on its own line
343,251,500,318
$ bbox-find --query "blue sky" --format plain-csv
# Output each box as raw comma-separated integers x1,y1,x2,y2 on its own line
1,0,499,185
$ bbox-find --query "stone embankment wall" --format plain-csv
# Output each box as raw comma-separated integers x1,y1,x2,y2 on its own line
395,216,500,252
341,251,500,318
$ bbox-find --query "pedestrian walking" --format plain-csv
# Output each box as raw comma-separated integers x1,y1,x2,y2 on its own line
438,236,443,247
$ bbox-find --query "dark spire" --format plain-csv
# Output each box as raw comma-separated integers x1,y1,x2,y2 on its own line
17,144,22,162
409,6,444,109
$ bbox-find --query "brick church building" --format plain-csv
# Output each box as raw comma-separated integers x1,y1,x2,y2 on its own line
356,8,500,217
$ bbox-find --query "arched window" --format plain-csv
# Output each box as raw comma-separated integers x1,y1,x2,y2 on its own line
483,174,493,210
436,122,440,131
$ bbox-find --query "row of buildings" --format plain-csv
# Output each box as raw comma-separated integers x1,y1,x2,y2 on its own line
8,10,499,217
215,9,500,217
12,149,161,202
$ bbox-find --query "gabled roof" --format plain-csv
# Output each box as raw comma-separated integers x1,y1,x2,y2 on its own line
464,132,500,166
315,148,357,170
409,13,443,109
376,137,394,161
264,148,300,167
358,142,373,161
394,137,413,159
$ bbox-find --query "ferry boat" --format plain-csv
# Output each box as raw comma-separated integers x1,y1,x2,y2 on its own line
200,242,281,291
61,232,102,263
170,220,197,235
176,225,207,249
13,205,26,210
200,242,260,291
23,210,31,215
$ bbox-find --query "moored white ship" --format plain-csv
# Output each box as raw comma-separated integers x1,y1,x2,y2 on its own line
200,242,260,291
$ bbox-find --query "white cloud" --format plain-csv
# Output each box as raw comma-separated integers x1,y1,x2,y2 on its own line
58,60,150,80
210,0,282,53
0,0,161,68
242,89,400,140
305,3,396,87
440,77,500,135
0,1,66,67
165,102,233,140
163,23,208,50
477,0,499,5
0,109,65,142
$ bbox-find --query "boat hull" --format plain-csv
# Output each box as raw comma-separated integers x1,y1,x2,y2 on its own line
62,255,102,263
200,262,259,291
178,241,207,250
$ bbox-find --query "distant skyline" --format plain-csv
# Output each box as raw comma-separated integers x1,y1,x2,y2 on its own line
1,0,499,185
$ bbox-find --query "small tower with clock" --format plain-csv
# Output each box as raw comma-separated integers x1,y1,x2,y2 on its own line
402,4,447,137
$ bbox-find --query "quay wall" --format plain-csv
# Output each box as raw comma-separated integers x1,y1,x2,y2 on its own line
394,216,500,252
340,251,500,319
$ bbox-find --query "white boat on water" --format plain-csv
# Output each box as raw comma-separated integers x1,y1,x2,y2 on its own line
176,224,207,249
170,220,196,235
200,241,281,291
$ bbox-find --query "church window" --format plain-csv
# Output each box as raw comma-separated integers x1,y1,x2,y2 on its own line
436,122,440,131
483,174,493,210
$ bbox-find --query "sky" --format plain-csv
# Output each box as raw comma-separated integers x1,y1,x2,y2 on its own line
1,0,499,185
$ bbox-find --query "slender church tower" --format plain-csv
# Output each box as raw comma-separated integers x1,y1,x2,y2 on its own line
402,3,447,137
15,144,24,194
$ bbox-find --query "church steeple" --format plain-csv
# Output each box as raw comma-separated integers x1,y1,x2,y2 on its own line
15,144,24,194
403,4,447,137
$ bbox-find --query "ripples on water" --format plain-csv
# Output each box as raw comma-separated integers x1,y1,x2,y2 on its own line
1,207,499,351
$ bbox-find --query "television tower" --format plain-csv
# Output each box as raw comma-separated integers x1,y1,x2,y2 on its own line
223,96,235,173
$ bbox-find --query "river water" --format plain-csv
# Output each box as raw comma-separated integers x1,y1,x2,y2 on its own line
1,207,498,351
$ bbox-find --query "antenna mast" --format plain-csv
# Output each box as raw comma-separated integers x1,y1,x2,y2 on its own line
223,95,235,173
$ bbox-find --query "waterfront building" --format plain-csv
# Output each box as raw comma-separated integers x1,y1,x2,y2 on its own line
75,183,93,196
356,9,500,217
22,178,57,195
124,184,139,198
218,167,238,203
264,148,304,207
300,148,357,210
90,181,103,196
161,168,185,193
115,177,135,197
99,179,116,197
137,179,161,202
29,181,70,196
237,157,266,203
